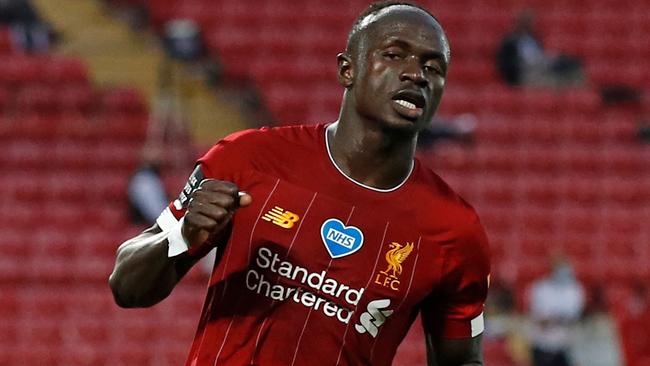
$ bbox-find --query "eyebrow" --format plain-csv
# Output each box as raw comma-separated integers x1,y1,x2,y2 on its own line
381,37,448,64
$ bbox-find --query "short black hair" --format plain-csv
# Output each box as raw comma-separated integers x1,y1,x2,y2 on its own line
346,1,443,53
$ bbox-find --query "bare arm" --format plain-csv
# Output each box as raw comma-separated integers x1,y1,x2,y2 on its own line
109,223,211,307
425,332,483,366
109,179,252,308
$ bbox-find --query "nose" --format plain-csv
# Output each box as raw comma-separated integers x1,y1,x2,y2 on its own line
400,57,427,87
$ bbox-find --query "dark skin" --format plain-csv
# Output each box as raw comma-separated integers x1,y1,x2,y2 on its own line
330,6,449,189
109,5,482,365
331,7,483,366
109,181,252,307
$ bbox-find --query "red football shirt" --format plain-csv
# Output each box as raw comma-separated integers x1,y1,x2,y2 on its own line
159,123,490,366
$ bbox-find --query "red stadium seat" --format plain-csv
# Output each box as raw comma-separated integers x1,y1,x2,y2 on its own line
15,84,59,115
0,86,9,113
55,115,103,141
0,27,11,54
101,87,148,117
58,84,95,114
0,55,43,87
143,0,179,29
519,176,561,207
100,115,148,141
563,176,603,207
43,57,89,86
474,144,518,174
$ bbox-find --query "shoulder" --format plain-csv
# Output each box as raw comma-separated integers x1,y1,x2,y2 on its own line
197,123,325,178
414,163,489,264
414,162,481,227
200,124,323,161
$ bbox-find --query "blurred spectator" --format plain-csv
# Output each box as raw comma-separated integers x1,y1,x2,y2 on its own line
484,277,515,340
0,0,39,24
487,277,516,315
163,19,204,62
102,0,150,31
527,256,585,366
127,146,169,225
496,9,584,88
0,0,54,53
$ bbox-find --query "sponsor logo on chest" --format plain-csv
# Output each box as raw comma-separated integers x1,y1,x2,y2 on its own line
262,206,300,229
354,299,394,338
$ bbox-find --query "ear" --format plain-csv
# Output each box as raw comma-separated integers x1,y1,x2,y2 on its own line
337,53,354,88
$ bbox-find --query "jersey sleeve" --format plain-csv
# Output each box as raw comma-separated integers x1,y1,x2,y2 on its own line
161,128,263,222
155,128,262,256
421,215,491,339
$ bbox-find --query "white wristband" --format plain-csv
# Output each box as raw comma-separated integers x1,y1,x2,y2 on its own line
167,216,189,257
155,208,190,257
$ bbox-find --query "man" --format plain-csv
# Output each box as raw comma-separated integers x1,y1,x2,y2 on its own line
0,0,53,53
528,256,584,366
127,146,169,225
109,2,490,365
496,9,583,88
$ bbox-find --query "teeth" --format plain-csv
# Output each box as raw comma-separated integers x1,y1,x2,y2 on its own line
395,99,416,109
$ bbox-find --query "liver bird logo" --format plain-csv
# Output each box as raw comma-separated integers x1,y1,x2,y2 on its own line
380,242,414,279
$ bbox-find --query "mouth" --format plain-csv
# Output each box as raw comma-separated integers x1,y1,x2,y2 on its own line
391,90,426,120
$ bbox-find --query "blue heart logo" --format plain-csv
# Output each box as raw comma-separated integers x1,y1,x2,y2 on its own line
320,218,364,259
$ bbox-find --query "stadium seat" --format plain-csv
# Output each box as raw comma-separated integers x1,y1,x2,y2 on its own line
7,344,61,366
2,1,648,364
43,57,89,86
100,115,148,141
55,115,103,141
101,87,148,117
0,55,43,87
0,27,11,54
15,84,59,115
474,144,518,174
0,86,9,113
58,84,95,114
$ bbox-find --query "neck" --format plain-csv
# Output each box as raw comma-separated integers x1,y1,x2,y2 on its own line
327,103,418,190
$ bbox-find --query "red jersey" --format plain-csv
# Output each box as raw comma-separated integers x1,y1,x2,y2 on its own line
158,123,490,366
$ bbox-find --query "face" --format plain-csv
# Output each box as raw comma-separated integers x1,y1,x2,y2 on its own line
340,7,450,133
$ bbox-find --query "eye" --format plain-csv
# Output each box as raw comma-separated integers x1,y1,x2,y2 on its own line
383,52,403,60
423,64,442,75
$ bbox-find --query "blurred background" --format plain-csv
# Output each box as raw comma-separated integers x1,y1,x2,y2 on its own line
0,0,648,365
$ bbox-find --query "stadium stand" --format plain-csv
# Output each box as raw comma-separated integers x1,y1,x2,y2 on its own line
0,21,205,363
2,0,649,364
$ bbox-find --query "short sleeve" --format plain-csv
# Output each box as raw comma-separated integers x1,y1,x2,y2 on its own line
156,129,263,257
156,129,263,226
159,128,262,223
421,216,491,339
196,127,265,181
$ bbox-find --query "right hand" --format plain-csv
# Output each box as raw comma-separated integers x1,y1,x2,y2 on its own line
181,179,252,248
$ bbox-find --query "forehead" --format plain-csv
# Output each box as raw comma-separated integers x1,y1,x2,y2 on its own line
359,6,449,60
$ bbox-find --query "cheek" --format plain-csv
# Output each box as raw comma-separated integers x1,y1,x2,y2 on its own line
366,63,393,95
371,62,392,81
431,78,446,98
355,65,390,100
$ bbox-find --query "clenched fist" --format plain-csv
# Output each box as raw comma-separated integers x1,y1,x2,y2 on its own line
181,179,252,248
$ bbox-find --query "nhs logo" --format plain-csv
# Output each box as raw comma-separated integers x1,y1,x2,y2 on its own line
321,218,364,259
326,228,356,249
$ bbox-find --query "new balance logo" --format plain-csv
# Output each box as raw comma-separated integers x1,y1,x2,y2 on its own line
354,299,393,338
262,206,300,229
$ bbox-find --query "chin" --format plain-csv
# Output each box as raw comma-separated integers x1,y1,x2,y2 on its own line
380,116,423,136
